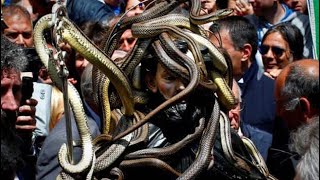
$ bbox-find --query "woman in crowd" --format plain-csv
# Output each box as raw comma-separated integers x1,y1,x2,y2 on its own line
259,22,304,79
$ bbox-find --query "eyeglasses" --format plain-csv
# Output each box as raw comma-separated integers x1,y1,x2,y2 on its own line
230,101,245,113
259,45,285,57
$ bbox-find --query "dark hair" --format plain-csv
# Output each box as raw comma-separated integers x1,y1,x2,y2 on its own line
282,64,319,110
216,0,228,9
1,35,28,72
79,21,109,48
66,21,108,89
261,22,304,61
141,39,189,74
209,16,258,61
140,39,189,90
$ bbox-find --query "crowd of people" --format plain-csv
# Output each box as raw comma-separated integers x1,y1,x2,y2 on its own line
1,0,318,179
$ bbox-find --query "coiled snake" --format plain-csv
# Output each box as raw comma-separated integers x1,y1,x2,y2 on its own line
33,0,276,179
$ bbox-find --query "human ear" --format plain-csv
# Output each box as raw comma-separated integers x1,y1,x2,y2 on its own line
241,44,252,62
299,97,312,123
145,73,157,93
289,53,294,62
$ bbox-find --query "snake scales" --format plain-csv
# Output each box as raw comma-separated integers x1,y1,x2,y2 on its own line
32,0,276,179
33,14,94,174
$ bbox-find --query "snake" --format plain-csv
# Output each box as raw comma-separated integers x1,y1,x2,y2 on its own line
120,158,181,178
103,0,187,55
189,0,234,25
56,15,135,117
124,117,205,159
211,71,237,110
112,35,201,143
93,111,147,172
131,16,208,78
36,0,261,178
158,32,217,90
241,137,278,180
219,111,279,179
177,98,220,179
33,14,94,174
183,31,228,74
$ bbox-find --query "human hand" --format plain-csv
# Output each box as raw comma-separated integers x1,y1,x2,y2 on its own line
16,98,38,136
264,69,282,80
233,0,253,16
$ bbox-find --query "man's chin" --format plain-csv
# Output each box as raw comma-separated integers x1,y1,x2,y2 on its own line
163,101,188,125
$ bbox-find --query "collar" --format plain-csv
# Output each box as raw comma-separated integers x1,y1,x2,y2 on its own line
239,61,259,93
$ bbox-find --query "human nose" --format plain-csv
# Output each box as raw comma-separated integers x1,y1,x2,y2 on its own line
121,41,131,52
228,111,234,119
176,81,185,92
15,34,26,47
2,91,19,112
134,7,144,16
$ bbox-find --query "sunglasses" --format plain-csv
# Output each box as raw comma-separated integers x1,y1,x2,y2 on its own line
259,45,285,57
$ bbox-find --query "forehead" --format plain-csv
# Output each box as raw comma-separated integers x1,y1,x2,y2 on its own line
4,14,32,29
275,68,289,97
262,32,287,46
126,0,143,7
5,13,31,23
210,29,233,48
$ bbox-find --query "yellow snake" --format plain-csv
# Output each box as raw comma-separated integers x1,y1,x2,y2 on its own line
211,71,237,110
56,15,134,116
33,14,93,174
34,0,272,178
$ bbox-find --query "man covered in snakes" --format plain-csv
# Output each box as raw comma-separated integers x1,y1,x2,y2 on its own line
32,0,278,179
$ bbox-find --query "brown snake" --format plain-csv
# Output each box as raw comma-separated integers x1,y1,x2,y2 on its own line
33,0,274,179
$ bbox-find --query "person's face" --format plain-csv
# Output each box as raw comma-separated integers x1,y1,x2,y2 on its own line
283,0,307,13
210,30,244,81
125,0,145,17
3,14,33,47
228,84,241,131
248,0,277,16
118,29,137,52
260,32,292,74
149,64,186,100
200,0,216,15
75,53,89,77
1,69,22,114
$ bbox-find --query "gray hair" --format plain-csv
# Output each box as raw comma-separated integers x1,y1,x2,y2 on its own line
289,117,319,180
1,35,28,72
282,64,319,111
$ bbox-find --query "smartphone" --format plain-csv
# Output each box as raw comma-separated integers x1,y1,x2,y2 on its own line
20,76,34,105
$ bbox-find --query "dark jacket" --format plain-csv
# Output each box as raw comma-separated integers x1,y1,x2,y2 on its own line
36,112,100,180
66,0,116,26
238,61,276,161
